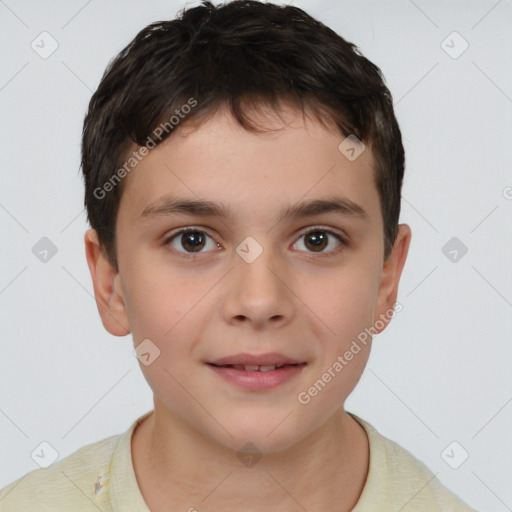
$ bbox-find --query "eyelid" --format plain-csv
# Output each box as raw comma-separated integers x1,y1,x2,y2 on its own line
295,224,348,242
166,225,215,238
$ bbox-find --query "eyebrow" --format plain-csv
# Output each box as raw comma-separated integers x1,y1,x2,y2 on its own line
139,195,369,223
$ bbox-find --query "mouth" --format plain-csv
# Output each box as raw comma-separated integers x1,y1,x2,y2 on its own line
206,354,307,390
207,363,304,372
207,352,306,367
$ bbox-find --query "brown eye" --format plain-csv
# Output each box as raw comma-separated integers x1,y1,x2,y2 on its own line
304,231,328,252
166,228,219,255
293,228,345,255
180,231,206,252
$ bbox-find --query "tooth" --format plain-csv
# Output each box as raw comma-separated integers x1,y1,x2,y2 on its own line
243,365,260,372
232,364,245,370
259,365,277,372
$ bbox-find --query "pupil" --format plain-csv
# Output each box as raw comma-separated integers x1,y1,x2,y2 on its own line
182,232,205,252
306,231,327,252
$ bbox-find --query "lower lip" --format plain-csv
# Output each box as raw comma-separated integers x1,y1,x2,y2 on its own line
207,363,307,390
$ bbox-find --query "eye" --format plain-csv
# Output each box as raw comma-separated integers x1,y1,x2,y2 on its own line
164,227,220,256
292,226,346,255
164,225,347,258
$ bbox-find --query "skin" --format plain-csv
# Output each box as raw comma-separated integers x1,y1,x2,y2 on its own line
85,104,411,511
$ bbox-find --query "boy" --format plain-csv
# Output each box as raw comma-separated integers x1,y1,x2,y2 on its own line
0,0,477,510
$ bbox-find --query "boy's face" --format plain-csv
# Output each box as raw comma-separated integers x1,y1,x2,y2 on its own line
86,105,410,453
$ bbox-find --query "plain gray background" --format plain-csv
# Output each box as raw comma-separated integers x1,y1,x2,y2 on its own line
1,1,511,510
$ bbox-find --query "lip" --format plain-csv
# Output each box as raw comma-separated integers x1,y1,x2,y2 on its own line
208,352,305,366
207,362,307,391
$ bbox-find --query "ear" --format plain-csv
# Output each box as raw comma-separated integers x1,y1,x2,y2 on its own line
84,229,130,336
373,224,412,333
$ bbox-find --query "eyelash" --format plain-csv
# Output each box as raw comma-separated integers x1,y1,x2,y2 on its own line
163,225,348,259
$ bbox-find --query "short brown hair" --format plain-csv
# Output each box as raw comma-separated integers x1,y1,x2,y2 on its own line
81,0,405,270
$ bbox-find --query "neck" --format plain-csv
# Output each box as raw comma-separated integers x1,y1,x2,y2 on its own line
132,402,369,512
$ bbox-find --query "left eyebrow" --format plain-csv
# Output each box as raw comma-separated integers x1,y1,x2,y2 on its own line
280,196,369,222
138,195,369,223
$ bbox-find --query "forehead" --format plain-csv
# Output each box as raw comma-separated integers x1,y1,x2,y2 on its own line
117,106,380,227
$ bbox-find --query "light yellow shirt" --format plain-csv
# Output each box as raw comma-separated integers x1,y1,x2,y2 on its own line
0,411,477,511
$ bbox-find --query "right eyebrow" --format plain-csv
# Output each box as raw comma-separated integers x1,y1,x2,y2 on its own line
139,197,231,220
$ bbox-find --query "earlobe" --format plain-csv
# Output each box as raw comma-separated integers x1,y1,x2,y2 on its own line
84,229,131,336
373,224,412,333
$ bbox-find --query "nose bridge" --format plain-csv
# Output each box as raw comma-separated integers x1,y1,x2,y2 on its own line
223,236,293,326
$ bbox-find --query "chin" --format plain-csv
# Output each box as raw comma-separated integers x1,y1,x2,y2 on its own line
211,411,307,455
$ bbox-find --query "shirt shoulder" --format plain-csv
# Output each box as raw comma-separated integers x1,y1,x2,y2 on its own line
0,433,121,512
350,414,478,512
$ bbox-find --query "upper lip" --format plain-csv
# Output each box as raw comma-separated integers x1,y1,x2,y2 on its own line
208,352,305,366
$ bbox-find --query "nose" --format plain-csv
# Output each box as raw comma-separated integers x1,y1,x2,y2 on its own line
221,244,295,329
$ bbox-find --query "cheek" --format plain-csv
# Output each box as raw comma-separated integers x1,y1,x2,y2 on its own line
306,266,379,347
121,260,202,340
123,268,216,397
